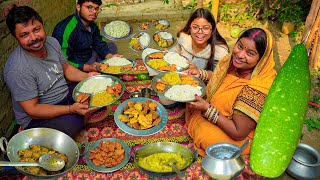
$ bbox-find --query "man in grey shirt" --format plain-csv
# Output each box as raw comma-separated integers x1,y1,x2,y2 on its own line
4,5,98,141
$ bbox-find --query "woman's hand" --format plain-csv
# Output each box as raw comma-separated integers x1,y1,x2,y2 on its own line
185,68,200,78
70,103,99,115
188,94,210,111
187,61,197,70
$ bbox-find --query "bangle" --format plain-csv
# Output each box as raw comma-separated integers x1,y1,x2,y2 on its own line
202,105,219,124
199,69,208,81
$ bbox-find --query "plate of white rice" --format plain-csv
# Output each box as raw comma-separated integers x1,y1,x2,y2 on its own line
103,21,133,40
163,52,189,69
97,58,136,74
72,75,125,107
164,85,202,102
151,72,206,102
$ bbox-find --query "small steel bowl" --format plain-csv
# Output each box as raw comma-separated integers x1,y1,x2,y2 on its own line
129,92,142,98
286,143,320,180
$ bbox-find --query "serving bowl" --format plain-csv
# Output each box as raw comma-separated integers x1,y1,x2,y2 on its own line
286,142,320,180
201,142,245,180
134,142,197,178
0,128,79,179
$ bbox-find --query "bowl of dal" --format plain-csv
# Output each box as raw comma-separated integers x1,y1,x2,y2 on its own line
134,142,197,178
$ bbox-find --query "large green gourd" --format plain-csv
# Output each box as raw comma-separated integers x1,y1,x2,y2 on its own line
250,44,311,177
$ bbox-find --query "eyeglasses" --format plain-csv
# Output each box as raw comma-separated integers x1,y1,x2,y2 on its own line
190,25,212,34
82,4,101,13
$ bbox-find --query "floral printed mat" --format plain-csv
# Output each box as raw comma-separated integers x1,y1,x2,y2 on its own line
19,59,265,180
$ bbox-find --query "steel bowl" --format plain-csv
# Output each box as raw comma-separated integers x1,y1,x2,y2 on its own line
134,142,197,178
0,128,79,179
286,142,320,180
201,142,245,180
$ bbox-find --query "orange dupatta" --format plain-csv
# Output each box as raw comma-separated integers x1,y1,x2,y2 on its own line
186,28,277,156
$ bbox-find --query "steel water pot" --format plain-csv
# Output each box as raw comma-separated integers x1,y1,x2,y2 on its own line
201,142,245,180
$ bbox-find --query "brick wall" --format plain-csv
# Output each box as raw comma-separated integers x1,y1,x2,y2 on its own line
0,0,75,138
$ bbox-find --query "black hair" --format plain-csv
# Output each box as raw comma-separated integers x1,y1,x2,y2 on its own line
6,5,43,37
77,0,102,6
178,8,228,70
237,28,267,60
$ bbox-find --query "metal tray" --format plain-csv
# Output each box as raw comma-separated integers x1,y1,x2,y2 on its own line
84,138,130,173
129,32,151,52
138,21,152,31
151,72,206,102
153,19,170,30
102,20,133,41
114,97,168,136
144,51,189,74
72,75,125,107
153,31,174,48
97,58,136,74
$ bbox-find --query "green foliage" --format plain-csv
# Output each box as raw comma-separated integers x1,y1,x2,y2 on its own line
304,116,320,132
182,0,211,10
309,95,320,111
102,3,119,8
161,0,170,4
288,30,298,42
182,0,198,10
219,2,258,28
246,0,311,24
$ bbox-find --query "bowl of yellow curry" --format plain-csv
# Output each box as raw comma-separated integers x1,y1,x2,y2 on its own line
134,142,197,178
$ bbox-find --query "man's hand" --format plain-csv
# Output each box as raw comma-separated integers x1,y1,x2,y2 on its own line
70,103,99,115
87,72,100,78
90,62,101,72
105,53,123,59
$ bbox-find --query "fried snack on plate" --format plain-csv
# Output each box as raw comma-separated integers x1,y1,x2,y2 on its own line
118,101,160,130
148,52,164,59
88,140,125,167
76,93,90,105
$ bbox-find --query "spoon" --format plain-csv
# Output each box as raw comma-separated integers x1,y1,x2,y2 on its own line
165,158,185,178
229,139,250,159
0,154,65,171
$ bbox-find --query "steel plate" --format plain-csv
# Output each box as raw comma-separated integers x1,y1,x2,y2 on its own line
72,75,125,107
84,138,130,173
153,31,174,48
144,51,190,74
102,21,133,41
129,32,151,52
97,58,136,74
151,72,206,102
114,97,168,136
153,19,170,30
138,21,152,31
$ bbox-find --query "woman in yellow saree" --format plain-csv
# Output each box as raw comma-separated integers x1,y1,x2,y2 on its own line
186,28,276,156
